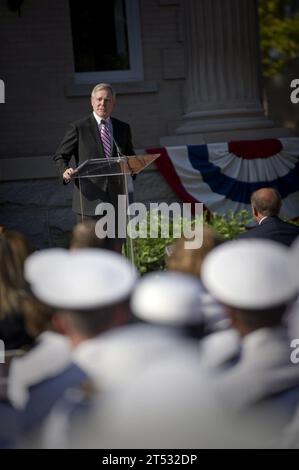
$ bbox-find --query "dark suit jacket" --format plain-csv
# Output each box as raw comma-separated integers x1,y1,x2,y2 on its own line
53,114,134,215
238,216,299,247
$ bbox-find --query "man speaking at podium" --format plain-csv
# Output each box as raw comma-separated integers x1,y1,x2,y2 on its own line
53,83,135,245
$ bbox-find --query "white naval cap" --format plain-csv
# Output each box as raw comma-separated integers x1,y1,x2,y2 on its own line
131,271,204,325
24,248,138,309
24,248,66,284
201,239,297,309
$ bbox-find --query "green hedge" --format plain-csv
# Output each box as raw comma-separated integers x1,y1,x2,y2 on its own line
126,210,252,274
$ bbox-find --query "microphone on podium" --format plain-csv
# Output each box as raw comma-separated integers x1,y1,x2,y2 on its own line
112,135,124,160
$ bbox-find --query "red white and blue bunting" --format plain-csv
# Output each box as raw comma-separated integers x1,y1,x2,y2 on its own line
147,138,299,219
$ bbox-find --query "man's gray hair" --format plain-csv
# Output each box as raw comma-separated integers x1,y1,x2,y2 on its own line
91,83,116,99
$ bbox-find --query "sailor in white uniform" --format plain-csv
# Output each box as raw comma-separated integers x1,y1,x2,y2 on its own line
83,239,299,449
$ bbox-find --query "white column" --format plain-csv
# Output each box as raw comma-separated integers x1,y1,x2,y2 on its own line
161,0,289,144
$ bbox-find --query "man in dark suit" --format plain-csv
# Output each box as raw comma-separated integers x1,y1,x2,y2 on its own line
238,187,299,246
53,83,135,241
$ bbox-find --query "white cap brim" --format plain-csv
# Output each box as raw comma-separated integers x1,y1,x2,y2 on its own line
201,240,297,309
25,248,137,309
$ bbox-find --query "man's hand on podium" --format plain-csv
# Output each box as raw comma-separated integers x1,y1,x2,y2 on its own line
63,167,77,183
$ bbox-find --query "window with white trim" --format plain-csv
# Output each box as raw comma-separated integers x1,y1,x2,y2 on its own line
69,0,143,83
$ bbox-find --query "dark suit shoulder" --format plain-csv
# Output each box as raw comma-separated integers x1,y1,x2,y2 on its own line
261,216,299,230
238,216,299,246
238,226,260,239
278,218,299,231
71,114,96,129
111,116,131,129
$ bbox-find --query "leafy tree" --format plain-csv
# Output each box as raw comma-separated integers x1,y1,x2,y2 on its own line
258,0,299,77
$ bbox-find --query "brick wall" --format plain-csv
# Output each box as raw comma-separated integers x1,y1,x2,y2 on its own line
0,0,185,160
0,0,183,246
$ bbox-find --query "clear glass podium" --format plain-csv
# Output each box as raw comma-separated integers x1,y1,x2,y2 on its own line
73,154,160,264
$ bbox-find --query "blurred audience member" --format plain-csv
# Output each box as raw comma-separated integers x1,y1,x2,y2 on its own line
166,226,223,277
94,240,299,449
45,266,214,448
201,239,299,416
130,270,239,368
280,237,299,448
166,227,227,332
131,271,205,339
1,248,137,446
0,235,34,350
4,230,33,278
70,220,107,250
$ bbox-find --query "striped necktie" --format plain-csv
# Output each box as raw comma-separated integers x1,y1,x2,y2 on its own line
100,119,112,158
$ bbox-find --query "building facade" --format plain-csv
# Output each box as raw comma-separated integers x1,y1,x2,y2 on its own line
0,0,296,247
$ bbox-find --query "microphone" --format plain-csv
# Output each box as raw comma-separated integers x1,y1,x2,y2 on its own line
113,135,135,179
112,134,124,161
106,120,136,179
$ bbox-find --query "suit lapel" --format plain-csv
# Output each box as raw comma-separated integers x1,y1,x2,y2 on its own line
111,118,119,140
88,114,105,158
111,118,121,157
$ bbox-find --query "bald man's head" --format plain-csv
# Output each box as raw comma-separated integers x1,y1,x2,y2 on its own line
251,188,281,218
